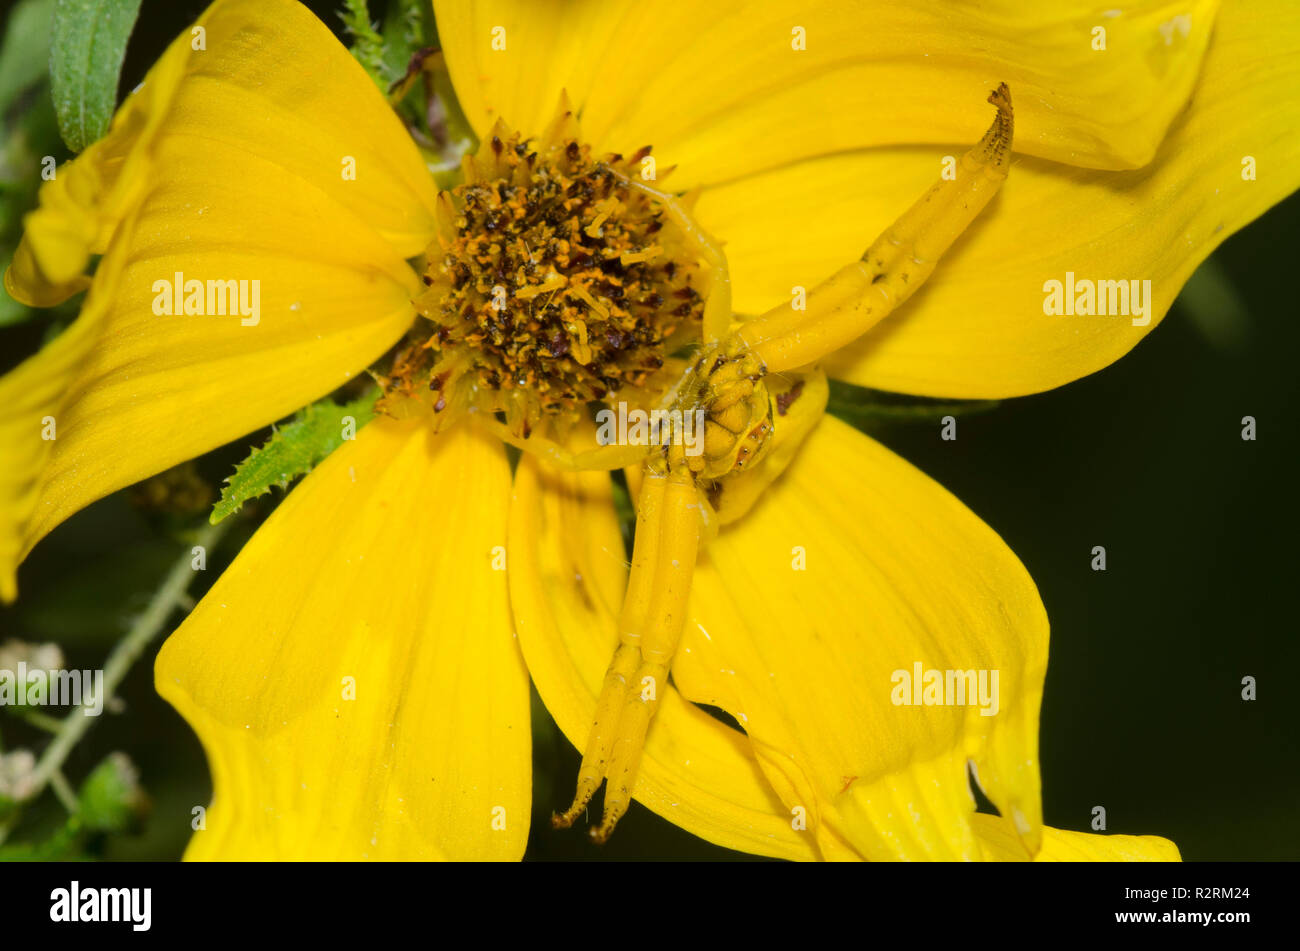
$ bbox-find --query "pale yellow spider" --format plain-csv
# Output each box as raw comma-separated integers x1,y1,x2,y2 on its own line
387,79,1012,841
517,84,1015,841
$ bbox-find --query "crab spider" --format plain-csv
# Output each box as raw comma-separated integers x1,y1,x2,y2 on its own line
544,85,1015,841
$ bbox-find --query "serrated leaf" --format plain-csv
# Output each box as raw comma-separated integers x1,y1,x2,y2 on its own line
340,0,387,87
380,0,427,84
49,0,142,153
211,390,378,524
826,378,999,424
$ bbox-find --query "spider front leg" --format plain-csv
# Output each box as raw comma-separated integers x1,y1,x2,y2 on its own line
599,166,733,343
478,415,652,471
733,83,1014,373
551,465,703,840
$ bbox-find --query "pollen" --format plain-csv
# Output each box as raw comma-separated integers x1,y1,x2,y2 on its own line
379,116,709,439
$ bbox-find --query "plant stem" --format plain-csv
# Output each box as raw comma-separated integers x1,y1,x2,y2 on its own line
18,709,64,733
23,520,230,803
49,768,77,814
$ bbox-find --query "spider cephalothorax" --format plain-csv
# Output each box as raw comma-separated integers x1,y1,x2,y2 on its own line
653,338,775,481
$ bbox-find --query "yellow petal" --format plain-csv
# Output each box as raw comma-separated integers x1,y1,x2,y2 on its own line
6,0,437,307
508,456,818,860
697,0,1299,397
0,0,447,600
670,415,1048,860
3,12,191,306
0,153,418,601
156,419,530,860
435,0,1216,184
0,309,99,603
973,814,1181,861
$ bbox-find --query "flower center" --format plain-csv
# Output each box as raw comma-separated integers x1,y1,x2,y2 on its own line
380,127,710,440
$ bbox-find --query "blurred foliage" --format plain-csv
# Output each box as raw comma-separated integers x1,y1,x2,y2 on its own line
0,0,54,117
77,752,149,834
0,0,65,330
827,379,999,430
0,753,149,860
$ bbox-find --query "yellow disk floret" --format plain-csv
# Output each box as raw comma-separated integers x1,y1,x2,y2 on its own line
379,114,710,445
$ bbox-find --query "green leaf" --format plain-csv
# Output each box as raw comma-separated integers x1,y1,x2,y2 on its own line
49,0,142,153
340,0,387,87
380,0,428,84
210,390,379,524
77,752,147,833
0,819,86,861
826,378,1000,424
0,0,56,116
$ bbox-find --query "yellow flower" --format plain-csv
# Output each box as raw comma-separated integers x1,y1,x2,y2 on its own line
1,0,1293,860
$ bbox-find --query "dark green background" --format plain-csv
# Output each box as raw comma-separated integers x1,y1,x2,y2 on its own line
1,0,1295,861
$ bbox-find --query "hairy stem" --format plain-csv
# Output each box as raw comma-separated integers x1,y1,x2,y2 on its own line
23,520,230,803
